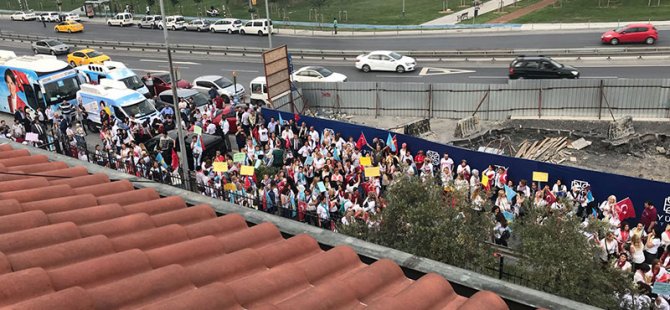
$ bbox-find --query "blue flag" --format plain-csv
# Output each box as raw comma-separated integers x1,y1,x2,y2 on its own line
504,185,517,201
278,113,284,125
252,137,258,147
155,153,167,169
387,133,396,153
502,211,515,223
586,191,594,203
333,147,341,161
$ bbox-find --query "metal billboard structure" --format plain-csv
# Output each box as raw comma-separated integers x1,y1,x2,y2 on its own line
262,45,294,112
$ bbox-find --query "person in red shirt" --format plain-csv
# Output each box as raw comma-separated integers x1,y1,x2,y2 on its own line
641,201,658,234
213,94,224,110
414,150,425,169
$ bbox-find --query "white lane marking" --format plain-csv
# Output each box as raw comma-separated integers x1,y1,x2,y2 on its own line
158,65,190,69
419,67,475,76
581,76,618,79
140,59,200,65
221,69,258,73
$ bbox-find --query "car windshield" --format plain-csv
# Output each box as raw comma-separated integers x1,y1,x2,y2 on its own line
614,26,627,33
313,67,333,77
46,40,63,46
389,52,403,60
43,75,80,105
189,92,210,107
122,99,156,118
548,59,563,68
213,77,233,88
155,73,171,84
120,75,145,90
86,51,103,58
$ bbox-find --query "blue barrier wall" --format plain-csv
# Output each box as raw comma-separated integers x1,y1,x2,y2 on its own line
263,108,670,226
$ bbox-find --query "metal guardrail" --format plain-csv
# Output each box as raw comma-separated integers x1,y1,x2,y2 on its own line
2,32,670,60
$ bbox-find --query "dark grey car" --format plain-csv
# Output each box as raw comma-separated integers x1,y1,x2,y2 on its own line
184,19,210,32
32,39,70,55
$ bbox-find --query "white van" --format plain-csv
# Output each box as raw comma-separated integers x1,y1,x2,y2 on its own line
209,18,242,33
107,12,133,27
160,15,186,30
239,19,277,36
77,79,160,131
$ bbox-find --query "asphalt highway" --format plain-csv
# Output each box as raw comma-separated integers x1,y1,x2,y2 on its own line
2,19,669,51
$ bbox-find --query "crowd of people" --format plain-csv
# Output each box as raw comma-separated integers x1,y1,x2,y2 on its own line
2,92,669,308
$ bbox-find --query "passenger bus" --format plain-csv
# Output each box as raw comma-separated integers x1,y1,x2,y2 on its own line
0,50,82,115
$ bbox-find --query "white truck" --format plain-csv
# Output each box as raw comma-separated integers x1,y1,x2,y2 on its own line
249,76,293,108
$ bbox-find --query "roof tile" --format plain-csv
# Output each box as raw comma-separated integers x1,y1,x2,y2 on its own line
0,144,511,310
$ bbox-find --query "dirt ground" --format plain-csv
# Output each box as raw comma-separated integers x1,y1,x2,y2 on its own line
341,115,670,182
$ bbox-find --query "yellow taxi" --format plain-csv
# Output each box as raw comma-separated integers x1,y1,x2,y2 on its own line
67,49,110,66
54,20,84,33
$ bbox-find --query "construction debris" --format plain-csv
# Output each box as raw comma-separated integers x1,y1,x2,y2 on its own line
657,147,667,154
568,138,592,150
477,147,504,155
606,116,636,145
515,137,571,163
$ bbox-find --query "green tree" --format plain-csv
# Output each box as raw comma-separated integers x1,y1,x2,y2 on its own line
511,206,634,308
169,0,179,7
309,0,328,11
146,0,155,7
339,176,495,269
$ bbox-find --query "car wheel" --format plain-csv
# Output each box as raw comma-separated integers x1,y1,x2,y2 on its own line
258,30,263,36
362,65,371,73
11,17,14,21
69,61,76,67
33,48,38,54
240,30,245,35
227,29,232,34
396,66,405,73
646,37,655,45
107,21,112,26
50,50,56,55
87,120,99,133
68,29,72,33
158,25,163,30
22,17,26,21
610,38,619,45
172,26,176,30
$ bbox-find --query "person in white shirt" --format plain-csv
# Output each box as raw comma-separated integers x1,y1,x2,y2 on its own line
308,126,319,143
205,121,217,135
258,124,269,145
440,153,454,173
654,294,670,310
599,232,618,262
456,160,470,179
645,231,662,263
613,253,632,272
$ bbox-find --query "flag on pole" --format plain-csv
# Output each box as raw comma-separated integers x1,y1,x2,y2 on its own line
278,113,284,125
586,191,594,203
355,132,368,150
386,133,396,153
615,197,636,220
481,175,490,190
156,152,167,169
545,190,557,205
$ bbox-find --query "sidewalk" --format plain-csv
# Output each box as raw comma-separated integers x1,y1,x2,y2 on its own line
423,0,520,25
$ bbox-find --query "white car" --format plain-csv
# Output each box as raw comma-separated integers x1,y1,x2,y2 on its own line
292,66,347,83
107,13,133,27
192,75,245,99
209,18,242,34
63,13,81,22
37,12,60,22
355,51,416,73
138,15,162,29
239,19,277,36
159,15,186,30
10,11,37,21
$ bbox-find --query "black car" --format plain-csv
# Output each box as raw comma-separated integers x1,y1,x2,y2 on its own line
508,56,580,80
144,130,224,170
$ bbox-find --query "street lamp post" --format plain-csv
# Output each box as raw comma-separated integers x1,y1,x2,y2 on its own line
402,0,405,16
264,0,272,49
158,0,191,190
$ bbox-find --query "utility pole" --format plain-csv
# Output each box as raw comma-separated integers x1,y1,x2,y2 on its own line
159,0,191,190
402,0,405,16
264,0,272,48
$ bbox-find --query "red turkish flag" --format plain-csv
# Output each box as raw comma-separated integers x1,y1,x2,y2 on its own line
616,197,636,220
544,190,557,206
356,132,368,150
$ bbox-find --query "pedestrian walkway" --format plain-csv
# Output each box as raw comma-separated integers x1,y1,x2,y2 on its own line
489,0,555,23
423,0,522,25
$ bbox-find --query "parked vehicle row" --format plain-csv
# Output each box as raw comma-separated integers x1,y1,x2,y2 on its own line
101,13,275,35
11,11,81,22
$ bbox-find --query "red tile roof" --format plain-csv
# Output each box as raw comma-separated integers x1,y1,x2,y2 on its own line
0,144,509,310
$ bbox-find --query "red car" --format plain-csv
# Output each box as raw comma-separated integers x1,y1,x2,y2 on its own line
144,72,192,95
601,23,658,45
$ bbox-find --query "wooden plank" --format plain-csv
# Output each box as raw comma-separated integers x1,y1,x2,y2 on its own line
520,141,536,158
532,137,554,159
515,140,529,157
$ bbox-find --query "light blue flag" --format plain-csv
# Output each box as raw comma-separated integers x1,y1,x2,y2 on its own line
502,211,515,223
304,156,313,166
504,185,517,201
386,133,396,152
278,113,284,125
586,191,594,203
333,147,341,161
252,137,258,147
155,153,167,169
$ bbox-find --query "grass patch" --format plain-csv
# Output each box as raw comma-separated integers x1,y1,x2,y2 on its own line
462,0,544,24
512,0,670,23
4,0,473,25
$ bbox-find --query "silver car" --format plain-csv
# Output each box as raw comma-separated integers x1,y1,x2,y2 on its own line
192,75,245,99
184,19,210,32
32,39,70,55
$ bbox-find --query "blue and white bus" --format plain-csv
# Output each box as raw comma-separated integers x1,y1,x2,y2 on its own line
76,61,150,98
0,50,82,115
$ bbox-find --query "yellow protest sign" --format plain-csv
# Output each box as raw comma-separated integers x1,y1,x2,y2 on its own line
240,165,255,176
213,162,228,172
103,106,111,116
481,175,489,186
364,167,380,177
360,156,372,166
194,125,202,135
224,183,237,191
532,171,549,183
